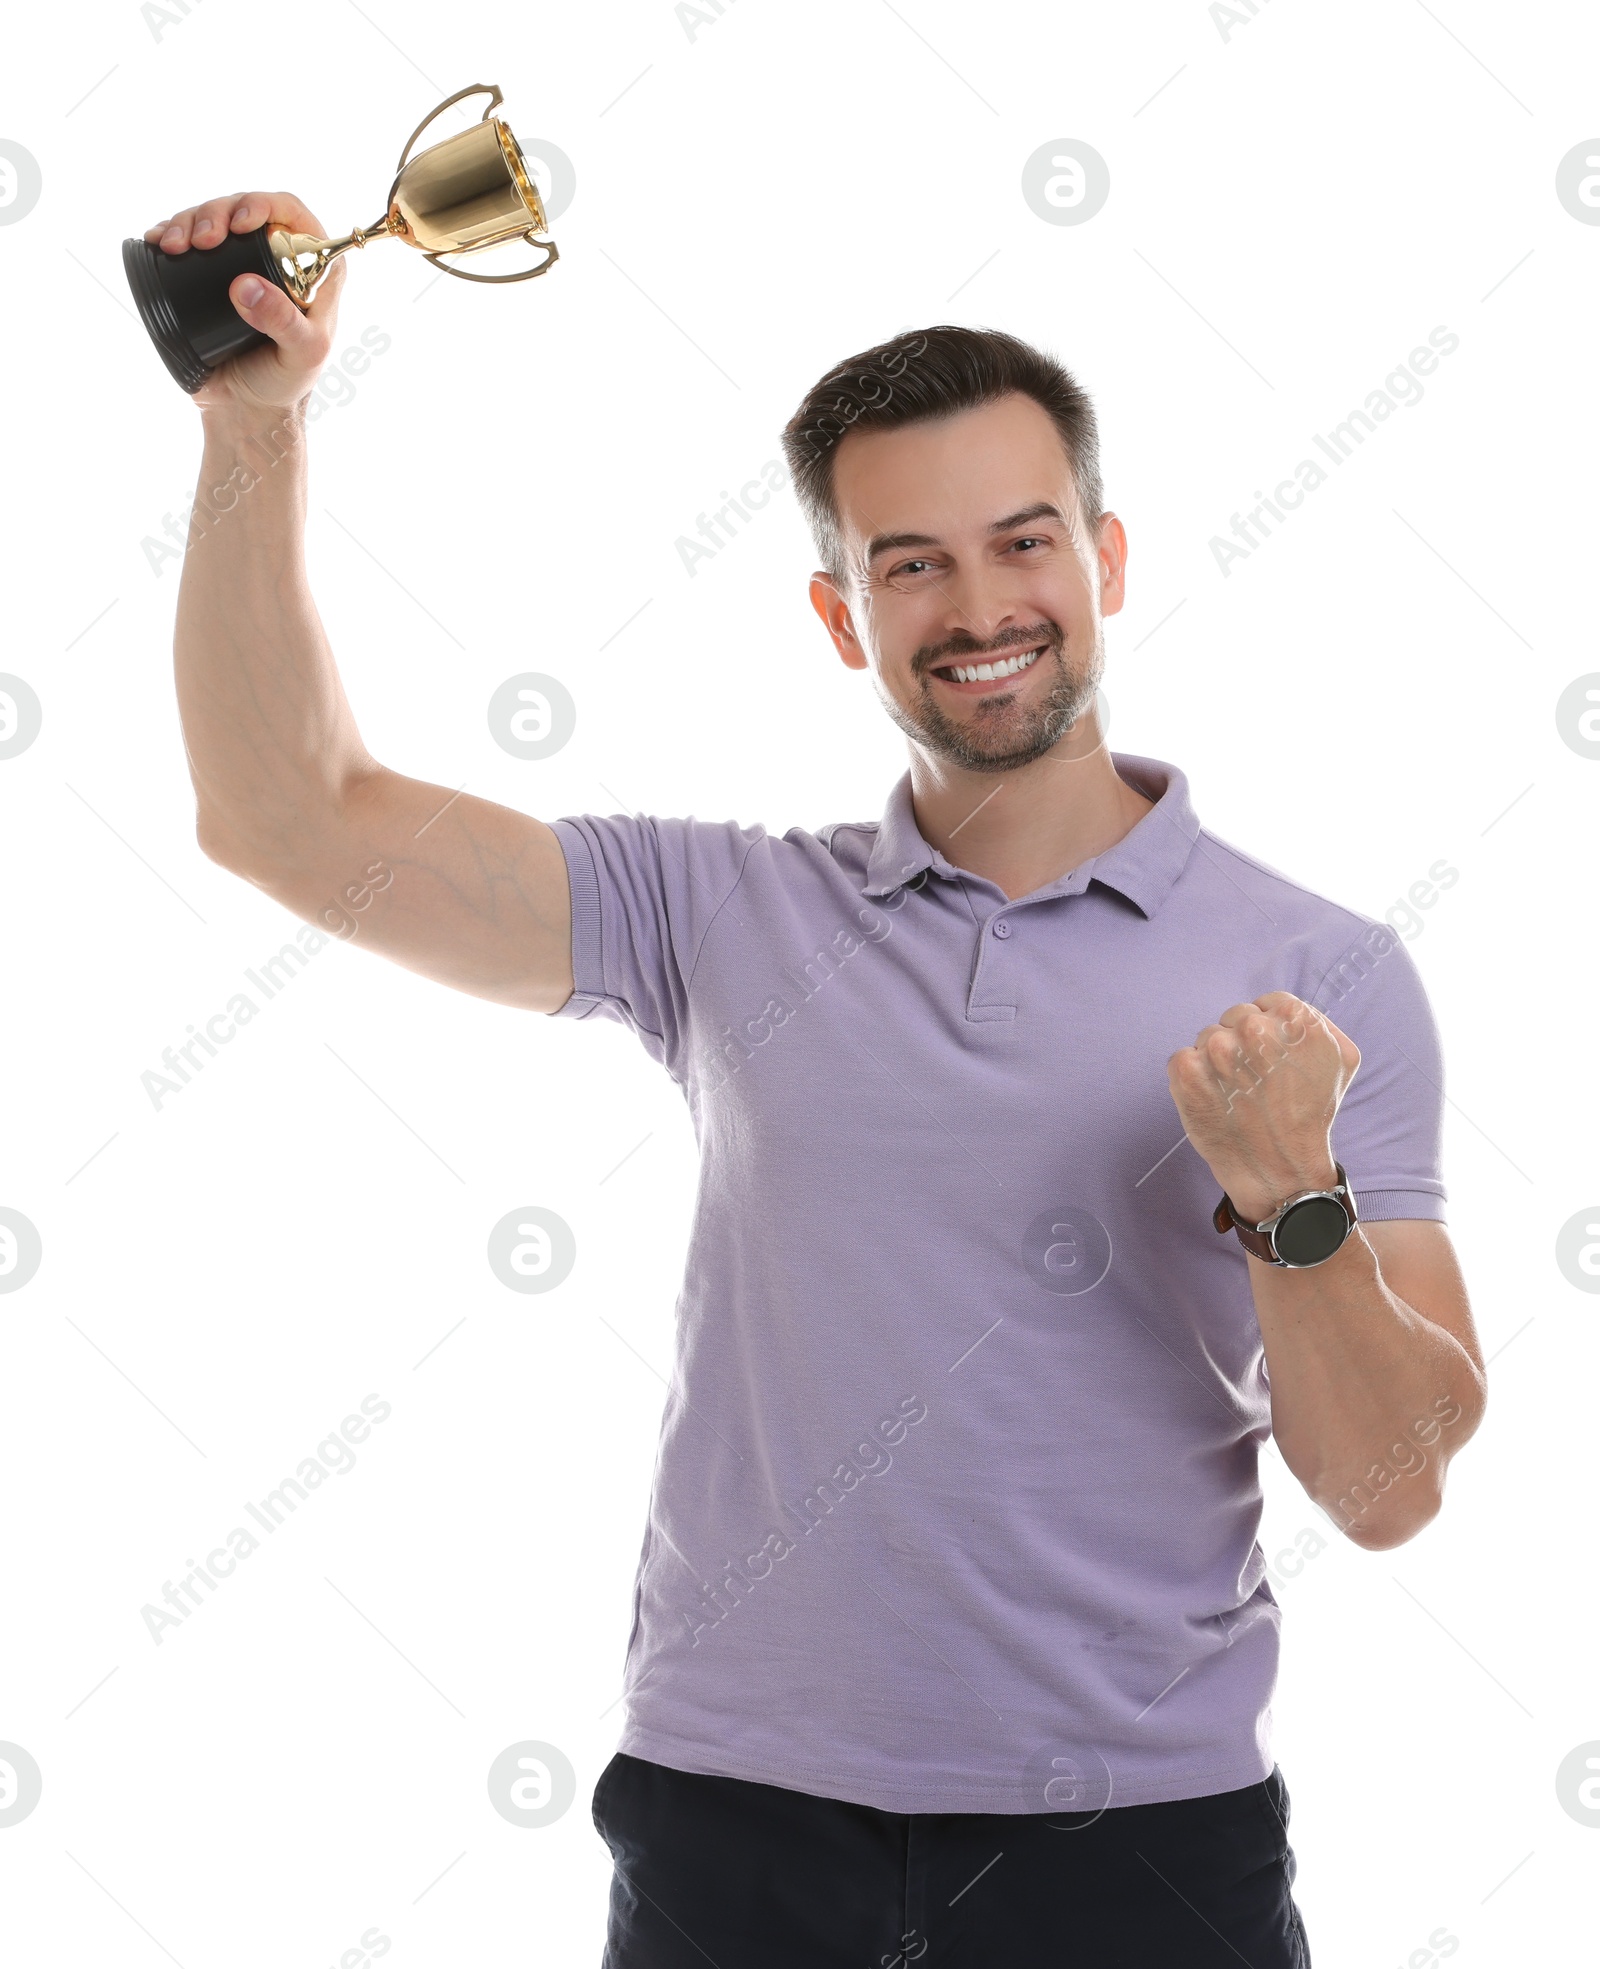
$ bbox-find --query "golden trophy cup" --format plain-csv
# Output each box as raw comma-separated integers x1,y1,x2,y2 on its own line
123,82,559,391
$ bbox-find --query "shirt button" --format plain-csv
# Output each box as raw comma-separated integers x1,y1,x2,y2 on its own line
993,918,1011,938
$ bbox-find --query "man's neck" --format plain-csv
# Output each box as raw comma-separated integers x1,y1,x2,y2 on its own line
907,714,1155,902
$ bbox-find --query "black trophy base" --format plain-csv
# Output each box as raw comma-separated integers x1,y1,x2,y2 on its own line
122,225,291,393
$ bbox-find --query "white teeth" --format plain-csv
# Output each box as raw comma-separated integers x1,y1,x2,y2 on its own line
945,647,1042,685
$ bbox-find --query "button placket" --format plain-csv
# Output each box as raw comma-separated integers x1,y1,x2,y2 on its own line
965,888,1083,1021
967,907,1018,1021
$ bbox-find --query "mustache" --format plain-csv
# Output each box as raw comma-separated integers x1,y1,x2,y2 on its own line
914,622,1063,674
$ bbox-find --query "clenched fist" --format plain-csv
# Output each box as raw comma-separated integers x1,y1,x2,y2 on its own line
1167,991,1360,1226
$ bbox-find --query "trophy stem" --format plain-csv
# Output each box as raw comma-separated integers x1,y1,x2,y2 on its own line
268,215,400,307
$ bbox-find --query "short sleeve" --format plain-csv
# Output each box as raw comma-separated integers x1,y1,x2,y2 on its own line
549,813,764,1078
1308,921,1447,1223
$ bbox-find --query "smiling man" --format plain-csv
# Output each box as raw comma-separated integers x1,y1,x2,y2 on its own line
154,190,1485,1968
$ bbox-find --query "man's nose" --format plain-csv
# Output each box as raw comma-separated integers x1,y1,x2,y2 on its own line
934,565,1025,647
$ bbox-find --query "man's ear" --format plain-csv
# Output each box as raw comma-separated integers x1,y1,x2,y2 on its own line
808,572,869,673
1095,512,1128,619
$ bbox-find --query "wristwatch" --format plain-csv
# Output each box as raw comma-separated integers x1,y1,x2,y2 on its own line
1213,1163,1357,1268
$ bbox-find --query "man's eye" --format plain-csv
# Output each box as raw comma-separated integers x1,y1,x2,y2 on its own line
892,559,934,577
1008,536,1047,552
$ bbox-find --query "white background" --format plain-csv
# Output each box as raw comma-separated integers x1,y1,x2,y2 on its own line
2,0,1596,1962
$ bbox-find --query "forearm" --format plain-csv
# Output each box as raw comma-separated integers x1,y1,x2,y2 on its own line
175,401,370,874
1249,1230,1484,1547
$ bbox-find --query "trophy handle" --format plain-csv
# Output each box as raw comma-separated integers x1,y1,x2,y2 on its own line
424,233,560,283
395,82,504,170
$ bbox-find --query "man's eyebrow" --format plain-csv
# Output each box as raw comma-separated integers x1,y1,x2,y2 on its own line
988,501,1067,533
863,529,941,565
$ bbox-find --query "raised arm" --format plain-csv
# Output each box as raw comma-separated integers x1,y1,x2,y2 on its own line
153,190,574,1013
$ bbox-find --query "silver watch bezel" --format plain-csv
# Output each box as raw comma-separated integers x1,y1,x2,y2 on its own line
1253,1170,1355,1269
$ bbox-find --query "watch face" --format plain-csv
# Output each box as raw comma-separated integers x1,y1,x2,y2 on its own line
1272,1194,1350,1267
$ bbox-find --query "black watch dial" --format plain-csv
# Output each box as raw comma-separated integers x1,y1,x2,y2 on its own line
1272,1194,1350,1268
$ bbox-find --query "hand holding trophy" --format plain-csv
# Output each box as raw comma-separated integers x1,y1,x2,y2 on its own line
135,189,352,417
123,83,558,397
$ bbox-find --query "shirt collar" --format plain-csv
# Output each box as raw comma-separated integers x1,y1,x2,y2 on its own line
861,751,1200,918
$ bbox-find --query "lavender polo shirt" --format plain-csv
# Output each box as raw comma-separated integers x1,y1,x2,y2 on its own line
551,752,1446,1814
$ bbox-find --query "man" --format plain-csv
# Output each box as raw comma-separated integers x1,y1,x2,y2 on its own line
148,190,1485,1967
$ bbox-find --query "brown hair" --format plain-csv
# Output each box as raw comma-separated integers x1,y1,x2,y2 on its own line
781,325,1105,586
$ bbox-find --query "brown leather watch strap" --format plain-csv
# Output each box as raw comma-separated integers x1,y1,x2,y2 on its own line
1212,1164,1356,1266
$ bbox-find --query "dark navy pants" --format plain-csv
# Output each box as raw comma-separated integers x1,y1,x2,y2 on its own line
593,1750,1310,1966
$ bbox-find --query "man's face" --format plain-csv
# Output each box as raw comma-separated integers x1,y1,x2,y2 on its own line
809,392,1126,774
